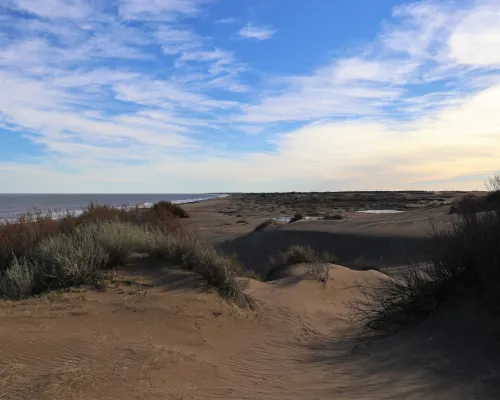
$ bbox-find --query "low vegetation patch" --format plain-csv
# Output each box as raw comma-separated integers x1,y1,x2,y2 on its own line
351,174,500,331
266,245,337,280
153,201,190,219
254,219,275,231
0,202,185,273
0,203,252,308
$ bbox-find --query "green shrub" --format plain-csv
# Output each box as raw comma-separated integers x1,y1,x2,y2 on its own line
0,257,36,300
35,229,109,291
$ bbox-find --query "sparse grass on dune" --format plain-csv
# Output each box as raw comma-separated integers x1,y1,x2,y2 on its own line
0,205,253,308
266,245,337,280
351,174,500,331
254,219,275,231
147,231,254,308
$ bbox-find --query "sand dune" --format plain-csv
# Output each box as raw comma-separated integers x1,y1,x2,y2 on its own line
1,198,498,399
217,205,454,277
1,259,498,399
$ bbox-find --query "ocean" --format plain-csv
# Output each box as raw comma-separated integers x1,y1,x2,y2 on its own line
0,193,228,221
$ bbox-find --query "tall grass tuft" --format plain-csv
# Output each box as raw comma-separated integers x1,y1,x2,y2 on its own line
147,232,254,308
0,257,36,300
35,230,110,292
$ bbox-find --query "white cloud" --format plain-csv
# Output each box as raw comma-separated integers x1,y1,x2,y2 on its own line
140,83,500,191
236,0,500,125
6,0,92,19
118,0,204,20
239,23,277,40
333,58,420,84
448,3,500,66
112,78,240,110
237,64,403,123
156,27,202,54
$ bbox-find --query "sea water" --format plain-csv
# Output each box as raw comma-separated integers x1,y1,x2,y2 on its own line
0,193,228,221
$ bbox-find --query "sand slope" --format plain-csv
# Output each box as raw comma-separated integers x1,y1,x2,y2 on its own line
217,205,454,277
1,259,498,399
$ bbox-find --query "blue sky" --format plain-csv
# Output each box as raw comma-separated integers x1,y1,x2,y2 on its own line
0,0,499,193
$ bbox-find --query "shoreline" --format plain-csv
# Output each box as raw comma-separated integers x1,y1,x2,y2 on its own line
0,194,230,222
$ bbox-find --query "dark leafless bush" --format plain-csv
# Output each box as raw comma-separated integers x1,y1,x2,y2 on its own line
350,201,500,331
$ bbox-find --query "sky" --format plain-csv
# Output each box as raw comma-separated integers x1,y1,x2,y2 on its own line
0,0,499,193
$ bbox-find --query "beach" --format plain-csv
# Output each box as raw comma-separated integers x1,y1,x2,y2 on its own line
0,191,499,399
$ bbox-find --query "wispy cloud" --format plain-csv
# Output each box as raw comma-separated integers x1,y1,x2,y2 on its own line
239,23,277,40
0,0,247,174
118,0,204,21
6,0,92,20
237,0,500,125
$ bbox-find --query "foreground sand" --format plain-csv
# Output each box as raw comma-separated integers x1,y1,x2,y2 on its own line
1,196,499,399
1,260,498,399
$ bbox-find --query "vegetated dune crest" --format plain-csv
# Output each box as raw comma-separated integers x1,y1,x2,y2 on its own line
1,259,498,400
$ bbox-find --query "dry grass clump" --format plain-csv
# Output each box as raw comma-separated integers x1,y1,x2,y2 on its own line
266,245,337,280
153,201,190,219
147,232,254,308
254,219,275,231
305,263,330,287
351,176,500,331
